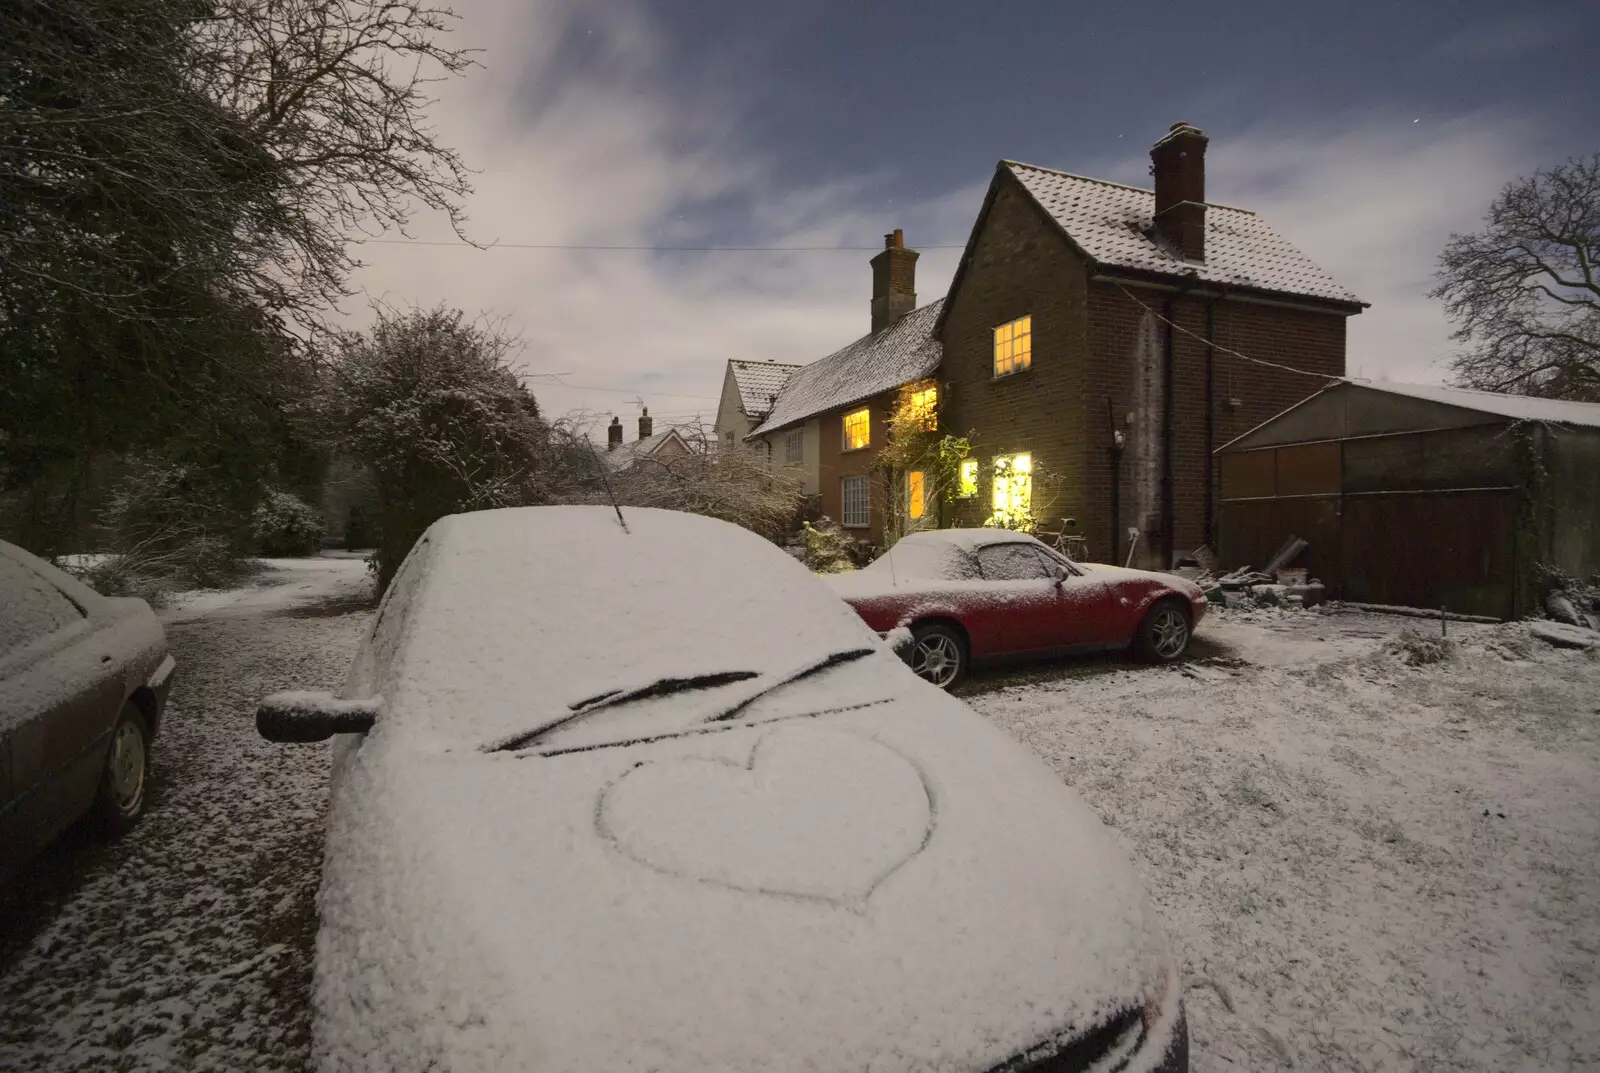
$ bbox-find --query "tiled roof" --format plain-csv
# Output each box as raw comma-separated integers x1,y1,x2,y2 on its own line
728,359,803,418
1350,381,1600,428
748,299,944,437
1004,162,1364,307
604,428,688,472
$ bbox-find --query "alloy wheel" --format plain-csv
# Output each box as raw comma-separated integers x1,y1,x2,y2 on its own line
911,633,962,688
1150,607,1190,659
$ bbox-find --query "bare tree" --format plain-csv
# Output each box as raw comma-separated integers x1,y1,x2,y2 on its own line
1,0,477,550
1431,155,1600,401
552,420,804,540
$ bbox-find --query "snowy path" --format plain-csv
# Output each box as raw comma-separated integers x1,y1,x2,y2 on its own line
0,557,372,1073
966,608,1600,1073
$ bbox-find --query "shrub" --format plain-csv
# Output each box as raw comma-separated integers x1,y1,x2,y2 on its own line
1389,628,1455,667
803,517,871,573
251,490,323,557
308,307,551,594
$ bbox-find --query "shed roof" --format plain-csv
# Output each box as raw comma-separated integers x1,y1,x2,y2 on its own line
1346,381,1600,428
727,359,802,418
749,299,944,437
1220,379,1600,451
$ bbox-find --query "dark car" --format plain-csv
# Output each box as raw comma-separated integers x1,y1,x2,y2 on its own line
826,529,1209,688
0,540,175,883
257,507,1186,1073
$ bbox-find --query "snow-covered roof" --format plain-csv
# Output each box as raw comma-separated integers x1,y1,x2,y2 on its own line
727,359,802,418
312,506,1181,1073
603,428,689,472
749,299,944,437
1349,380,1600,428
1001,162,1365,307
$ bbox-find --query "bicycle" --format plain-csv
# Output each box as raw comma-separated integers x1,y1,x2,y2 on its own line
1036,517,1089,562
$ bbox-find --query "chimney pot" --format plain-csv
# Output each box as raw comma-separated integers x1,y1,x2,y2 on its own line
607,415,623,450
637,406,653,440
870,227,918,333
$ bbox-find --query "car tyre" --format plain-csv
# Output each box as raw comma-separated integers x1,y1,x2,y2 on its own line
1135,600,1192,663
910,622,968,690
92,704,151,837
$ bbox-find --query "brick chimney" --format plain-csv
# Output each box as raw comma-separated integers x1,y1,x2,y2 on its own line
1150,122,1208,262
870,228,918,334
637,406,653,440
607,415,623,450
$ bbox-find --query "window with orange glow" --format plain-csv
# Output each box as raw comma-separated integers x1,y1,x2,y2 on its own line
842,408,870,450
907,471,925,520
907,385,938,430
993,315,1032,377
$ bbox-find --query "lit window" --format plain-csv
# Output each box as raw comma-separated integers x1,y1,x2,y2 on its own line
907,471,925,520
990,453,1033,526
842,408,870,450
958,459,978,498
785,429,803,463
993,315,1032,377
907,384,938,430
842,475,870,527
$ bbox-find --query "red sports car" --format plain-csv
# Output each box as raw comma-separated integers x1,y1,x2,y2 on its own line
826,529,1207,688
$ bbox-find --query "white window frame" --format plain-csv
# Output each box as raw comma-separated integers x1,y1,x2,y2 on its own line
841,475,870,528
784,429,803,464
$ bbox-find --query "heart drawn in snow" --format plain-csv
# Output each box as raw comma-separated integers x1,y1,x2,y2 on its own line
597,723,935,909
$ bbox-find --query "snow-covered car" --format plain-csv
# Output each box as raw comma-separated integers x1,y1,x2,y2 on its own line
257,506,1187,1073
825,529,1209,688
0,540,175,884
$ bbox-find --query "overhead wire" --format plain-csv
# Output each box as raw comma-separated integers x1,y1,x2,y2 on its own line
1111,281,1346,383
363,239,966,251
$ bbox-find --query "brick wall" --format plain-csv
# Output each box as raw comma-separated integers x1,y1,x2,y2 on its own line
814,389,898,546
939,169,1351,565
1084,284,1347,563
939,175,1091,533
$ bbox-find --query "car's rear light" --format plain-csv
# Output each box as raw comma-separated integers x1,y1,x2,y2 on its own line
983,1007,1145,1072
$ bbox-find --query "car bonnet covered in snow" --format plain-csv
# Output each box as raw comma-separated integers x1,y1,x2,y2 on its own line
314,509,1181,1072
365,505,887,745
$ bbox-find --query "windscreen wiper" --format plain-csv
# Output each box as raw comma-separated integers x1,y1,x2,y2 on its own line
488,670,759,753
705,647,876,723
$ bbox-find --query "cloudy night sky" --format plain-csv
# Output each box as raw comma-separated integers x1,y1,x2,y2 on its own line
348,0,1599,434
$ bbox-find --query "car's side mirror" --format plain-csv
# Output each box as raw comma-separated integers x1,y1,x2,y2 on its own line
1053,564,1072,584
257,691,380,743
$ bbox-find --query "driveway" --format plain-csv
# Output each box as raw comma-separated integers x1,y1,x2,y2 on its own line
0,557,373,1073
5,567,1596,1073
963,607,1600,1073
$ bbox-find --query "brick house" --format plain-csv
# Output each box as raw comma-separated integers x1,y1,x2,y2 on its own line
744,230,943,546
937,122,1367,567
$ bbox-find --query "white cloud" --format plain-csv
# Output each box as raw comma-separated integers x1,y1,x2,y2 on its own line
346,0,974,433
349,1,1555,434
1086,111,1552,383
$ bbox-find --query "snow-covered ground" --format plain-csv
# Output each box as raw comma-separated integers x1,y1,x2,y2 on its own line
5,554,1597,1073
964,607,1600,1073
0,555,373,1073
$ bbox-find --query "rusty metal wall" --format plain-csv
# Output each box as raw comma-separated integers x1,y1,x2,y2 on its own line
1218,429,1520,618
1219,496,1341,583
1339,490,1515,618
